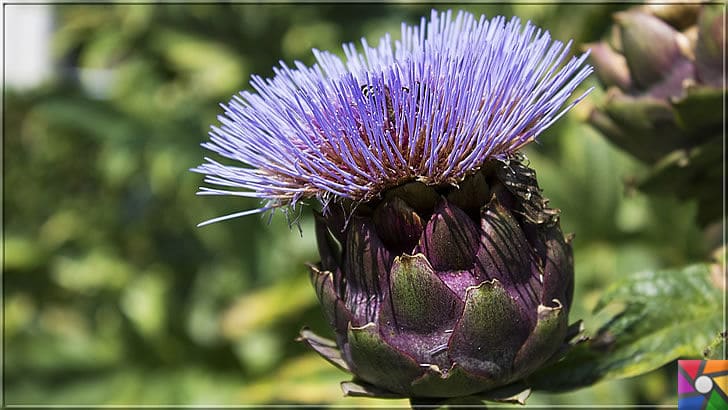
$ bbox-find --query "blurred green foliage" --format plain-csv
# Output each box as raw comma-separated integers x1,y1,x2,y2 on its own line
3,4,714,407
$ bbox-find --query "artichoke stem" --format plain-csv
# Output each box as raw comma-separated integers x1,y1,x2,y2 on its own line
409,396,487,409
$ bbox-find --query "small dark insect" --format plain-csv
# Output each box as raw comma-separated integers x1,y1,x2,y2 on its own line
361,84,416,96
360,84,375,97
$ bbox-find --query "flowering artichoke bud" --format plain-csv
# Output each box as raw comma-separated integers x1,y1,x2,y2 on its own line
307,157,575,398
194,10,591,402
586,4,725,225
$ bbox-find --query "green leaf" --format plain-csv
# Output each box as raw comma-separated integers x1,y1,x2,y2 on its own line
702,332,728,360
528,263,725,391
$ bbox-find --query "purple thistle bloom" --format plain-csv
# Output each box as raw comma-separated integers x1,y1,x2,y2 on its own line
196,10,593,400
193,10,592,226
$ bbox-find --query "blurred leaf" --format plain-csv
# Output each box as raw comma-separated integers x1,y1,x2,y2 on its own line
233,330,283,375
3,235,46,270
281,22,341,60
152,28,247,97
7,304,124,373
79,28,130,69
52,249,133,292
237,353,409,406
28,95,146,147
120,269,170,338
221,272,316,340
639,136,723,226
528,263,725,391
4,293,37,338
8,366,244,405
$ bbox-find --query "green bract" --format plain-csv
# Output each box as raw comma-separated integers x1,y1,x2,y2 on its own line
300,157,578,400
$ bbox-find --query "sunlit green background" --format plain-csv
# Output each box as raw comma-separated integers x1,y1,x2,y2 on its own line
4,4,710,407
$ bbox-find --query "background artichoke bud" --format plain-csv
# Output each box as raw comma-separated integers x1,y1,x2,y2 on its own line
302,156,575,399
586,4,725,226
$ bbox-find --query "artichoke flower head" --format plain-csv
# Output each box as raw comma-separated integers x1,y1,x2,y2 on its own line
194,10,592,402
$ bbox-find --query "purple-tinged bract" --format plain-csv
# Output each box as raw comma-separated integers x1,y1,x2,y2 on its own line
300,155,579,400
194,10,592,224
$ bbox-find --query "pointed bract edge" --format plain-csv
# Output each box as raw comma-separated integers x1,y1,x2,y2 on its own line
538,225,575,311
308,265,353,335
341,380,405,399
476,199,543,317
538,320,589,370
297,327,350,373
566,320,587,344
476,381,532,405
512,300,568,378
448,280,532,381
418,199,480,271
347,322,425,395
386,253,464,332
413,381,532,406
413,381,531,409
409,363,500,398
314,211,342,271
343,217,391,298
